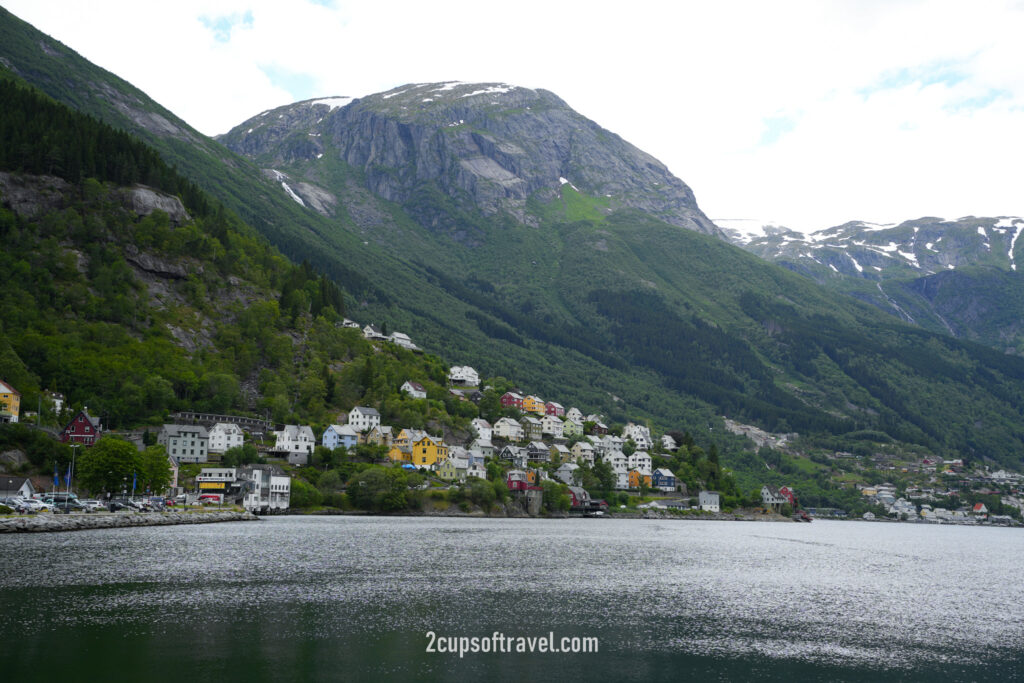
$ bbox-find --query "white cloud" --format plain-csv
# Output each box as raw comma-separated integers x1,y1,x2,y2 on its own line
3,0,1022,231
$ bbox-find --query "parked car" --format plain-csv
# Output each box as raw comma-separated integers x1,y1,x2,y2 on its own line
53,499,88,513
80,500,105,512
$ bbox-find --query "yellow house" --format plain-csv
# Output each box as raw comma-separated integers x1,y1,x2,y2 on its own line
628,469,652,489
522,395,546,415
0,380,20,424
393,428,426,449
412,435,449,468
388,445,412,463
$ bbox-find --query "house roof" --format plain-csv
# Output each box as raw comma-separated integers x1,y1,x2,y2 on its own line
162,423,209,438
403,381,426,391
65,409,101,431
0,476,32,494
328,424,359,436
654,468,675,477
0,379,19,395
351,406,380,417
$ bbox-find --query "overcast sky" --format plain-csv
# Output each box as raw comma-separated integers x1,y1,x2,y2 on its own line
4,0,1022,232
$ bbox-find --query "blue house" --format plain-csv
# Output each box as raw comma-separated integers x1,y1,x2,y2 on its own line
652,468,677,492
322,424,359,450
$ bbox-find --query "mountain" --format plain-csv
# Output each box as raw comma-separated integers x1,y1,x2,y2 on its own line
217,82,720,237
4,6,1024,471
731,216,1024,354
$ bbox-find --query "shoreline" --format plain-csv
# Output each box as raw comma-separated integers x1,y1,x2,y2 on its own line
283,507,797,522
0,510,259,533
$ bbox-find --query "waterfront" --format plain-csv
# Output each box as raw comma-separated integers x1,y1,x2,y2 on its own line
1,517,1022,681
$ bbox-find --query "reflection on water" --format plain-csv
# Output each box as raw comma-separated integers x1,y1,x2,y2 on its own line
1,517,1022,681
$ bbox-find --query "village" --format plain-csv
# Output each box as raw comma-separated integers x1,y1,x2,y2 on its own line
0,323,1020,525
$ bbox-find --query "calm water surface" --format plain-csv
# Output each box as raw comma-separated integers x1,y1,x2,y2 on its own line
1,517,1022,681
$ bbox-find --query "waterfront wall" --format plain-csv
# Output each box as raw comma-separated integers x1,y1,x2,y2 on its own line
0,510,258,533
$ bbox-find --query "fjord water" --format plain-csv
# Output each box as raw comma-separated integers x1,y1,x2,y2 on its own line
2,517,1022,681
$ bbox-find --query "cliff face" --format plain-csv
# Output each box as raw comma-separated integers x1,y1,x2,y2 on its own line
219,82,719,236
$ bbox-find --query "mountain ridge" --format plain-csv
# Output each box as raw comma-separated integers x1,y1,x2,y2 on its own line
218,81,721,237
724,215,1024,353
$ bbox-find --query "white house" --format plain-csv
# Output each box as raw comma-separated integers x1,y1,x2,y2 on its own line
761,485,788,512
0,476,35,499
623,423,652,450
389,332,419,351
448,365,480,386
362,324,387,341
470,418,493,442
661,434,679,452
566,407,584,423
322,424,359,450
275,425,316,465
602,449,628,472
158,424,209,464
493,417,524,441
470,438,494,459
348,406,381,432
540,415,564,439
613,465,629,490
628,451,652,476
207,422,244,454
466,462,487,480
699,490,721,512
238,465,290,512
401,381,427,400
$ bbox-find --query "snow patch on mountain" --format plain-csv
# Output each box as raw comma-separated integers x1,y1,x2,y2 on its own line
714,218,795,244
309,97,353,110
1010,222,1024,271
461,84,515,98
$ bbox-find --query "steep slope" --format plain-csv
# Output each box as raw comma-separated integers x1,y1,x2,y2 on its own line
732,216,1024,353
5,7,1024,469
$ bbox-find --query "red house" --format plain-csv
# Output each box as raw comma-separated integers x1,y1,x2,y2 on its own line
506,469,541,492
779,486,797,507
500,392,524,410
544,401,565,417
60,409,102,445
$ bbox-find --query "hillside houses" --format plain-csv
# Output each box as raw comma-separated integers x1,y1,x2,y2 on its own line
401,381,427,400
322,424,359,450
275,425,316,465
349,406,380,432
208,422,244,454
494,417,524,441
0,380,20,424
159,424,209,463
448,366,479,387
60,409,102,445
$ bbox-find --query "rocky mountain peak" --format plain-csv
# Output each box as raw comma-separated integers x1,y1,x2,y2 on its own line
219,82,720,236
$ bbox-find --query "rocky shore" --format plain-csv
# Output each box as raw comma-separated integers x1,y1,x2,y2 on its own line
0,510,259,533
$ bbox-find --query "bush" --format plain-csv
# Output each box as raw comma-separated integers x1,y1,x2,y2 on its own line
291,478,324,508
